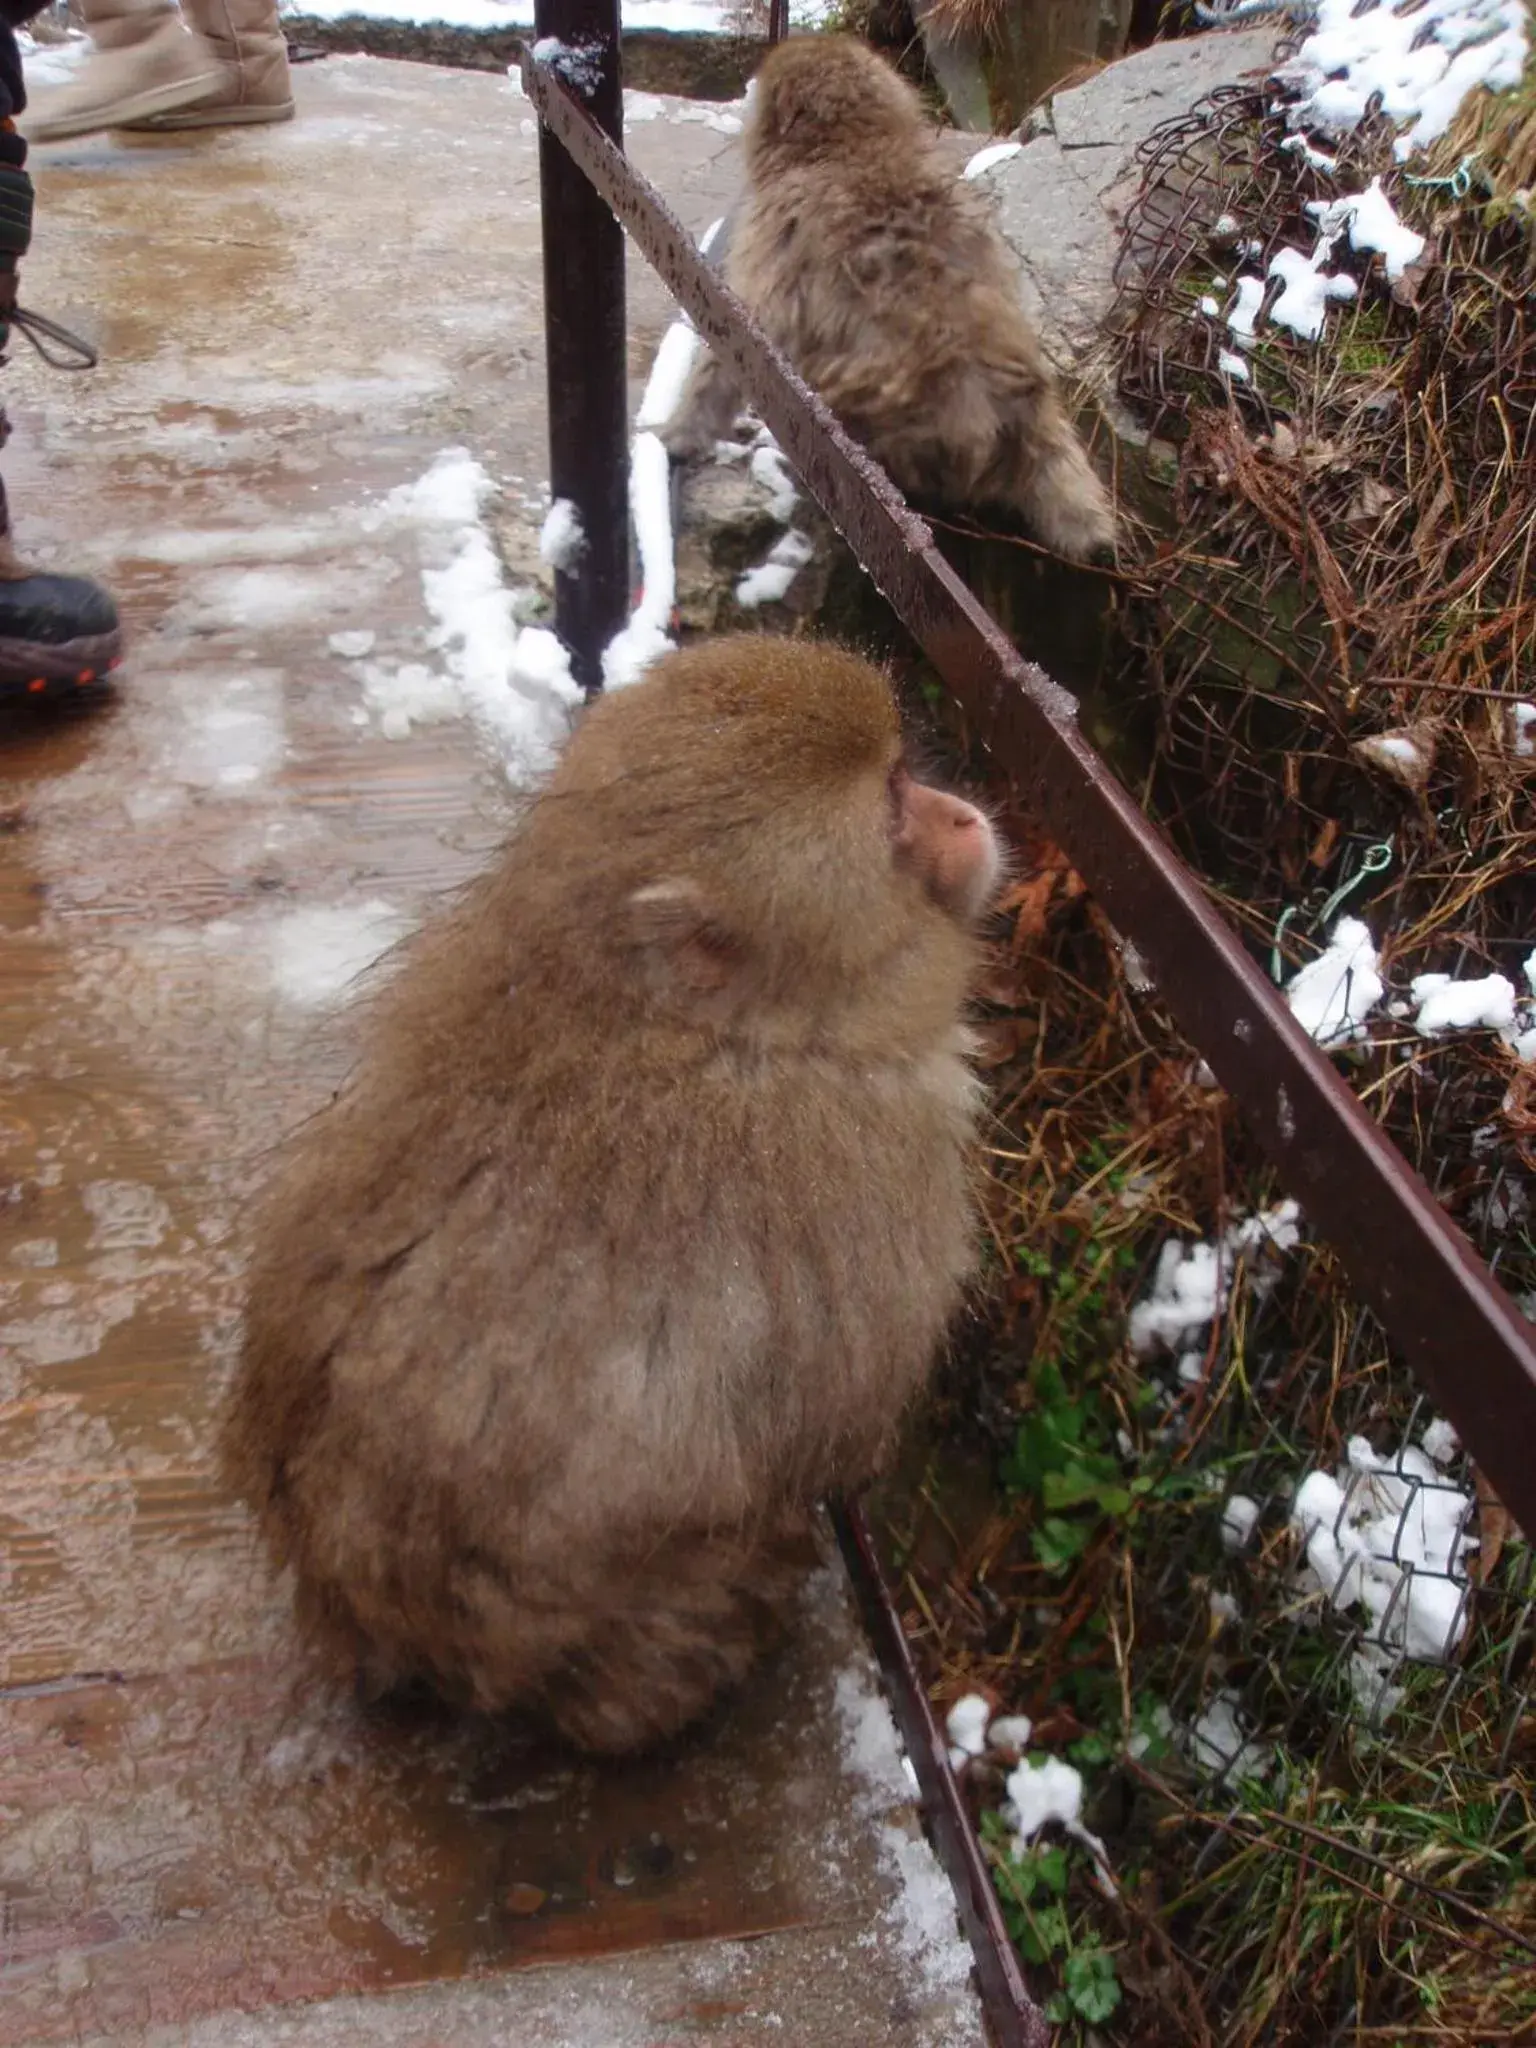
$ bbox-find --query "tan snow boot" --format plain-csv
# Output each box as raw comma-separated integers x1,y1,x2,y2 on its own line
117,0,294,130
21,0,225,145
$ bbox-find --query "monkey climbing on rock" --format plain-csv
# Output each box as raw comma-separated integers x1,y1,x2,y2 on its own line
224,635,1004,1755
663,34,1116,564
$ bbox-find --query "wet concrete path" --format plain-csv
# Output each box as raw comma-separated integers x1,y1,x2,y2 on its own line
0,56,984,2045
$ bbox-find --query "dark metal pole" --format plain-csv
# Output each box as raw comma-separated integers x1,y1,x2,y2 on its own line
530,0,630,694
767,0,789,43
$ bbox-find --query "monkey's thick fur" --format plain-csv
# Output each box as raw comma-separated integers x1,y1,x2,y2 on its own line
664,35,1115,562
225,638,993,1754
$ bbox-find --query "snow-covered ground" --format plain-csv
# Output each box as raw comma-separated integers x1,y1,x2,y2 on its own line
16,25,86,85
1207,0,1531,354
1281,0,1527,158
832,1651,979,2003
278,0,833,30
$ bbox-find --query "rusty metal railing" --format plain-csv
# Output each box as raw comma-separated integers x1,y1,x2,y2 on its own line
833,1497,1050,2048
521,7,1536,2036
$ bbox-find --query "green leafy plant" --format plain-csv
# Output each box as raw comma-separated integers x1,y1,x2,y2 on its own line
982,1820,1124,2028
1002,1358,1131,1572
1063,1943,1123,2024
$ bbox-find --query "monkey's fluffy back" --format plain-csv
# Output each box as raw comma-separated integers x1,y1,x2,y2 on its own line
231,996,981,1697
728,148,1051,501
226,639,985,1707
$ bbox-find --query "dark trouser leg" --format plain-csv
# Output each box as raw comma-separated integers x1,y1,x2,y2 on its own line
0,21,123,697
0,16,26,140
1,15,33,549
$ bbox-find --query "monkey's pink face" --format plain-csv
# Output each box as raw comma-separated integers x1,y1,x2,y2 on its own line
888,764,1003,924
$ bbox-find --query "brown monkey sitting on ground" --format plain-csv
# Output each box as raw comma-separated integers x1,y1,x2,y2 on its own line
664,35,1116,563
224,636,1003,1755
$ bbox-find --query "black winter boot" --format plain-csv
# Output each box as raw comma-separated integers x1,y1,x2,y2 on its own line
0,163,121,701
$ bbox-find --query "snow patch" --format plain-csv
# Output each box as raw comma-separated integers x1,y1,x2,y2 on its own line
603,211,725,688
328,628,376,660
635,319,703,433
1360,732,1426,773
1003,1756,1116,1891
987,1713,1033,1756
1220,1493,1262,1553
750,441,799,523
1284,916,1384,1047
944,1693,991,1766
1129,1201,1302,1360
1421,1416,1460,1465
876,1825,977,1992
832,1666,974,1995
267,900,411,1009
1187,1689,1272,1785
539,498,587,575
1267,238,1358,340
1280,132,1338,173
603,430,675,690
1308,176,1426,281
161,672,286,794
188,564,349,631
1006,1755,1085,1842
529,34,602,92
9,1239,59,1269
82,1181,171,1252
736,527,815,608
1225,275,1266,340
383,449,581,771
357,659,461,739
1292,1431,1477,1715
1411,969,1518,1036
1279,0,1529,161
962,140,1023,180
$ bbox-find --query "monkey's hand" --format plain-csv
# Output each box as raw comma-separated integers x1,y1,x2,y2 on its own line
656,410,715,464
657,351,745,465
1018,435,1118,566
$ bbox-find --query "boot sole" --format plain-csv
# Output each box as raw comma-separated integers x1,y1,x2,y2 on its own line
0,629,123,697
26,69,226,144
118,98,296,133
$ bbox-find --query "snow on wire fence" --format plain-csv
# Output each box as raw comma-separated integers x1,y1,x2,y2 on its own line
1098,26,1535,1789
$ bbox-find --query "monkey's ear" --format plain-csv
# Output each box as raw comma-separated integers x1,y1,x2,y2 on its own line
628,880,745,998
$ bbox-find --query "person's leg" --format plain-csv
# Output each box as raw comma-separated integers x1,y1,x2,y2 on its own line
0,24,122,695
119,0,293,130
21,0,224,145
